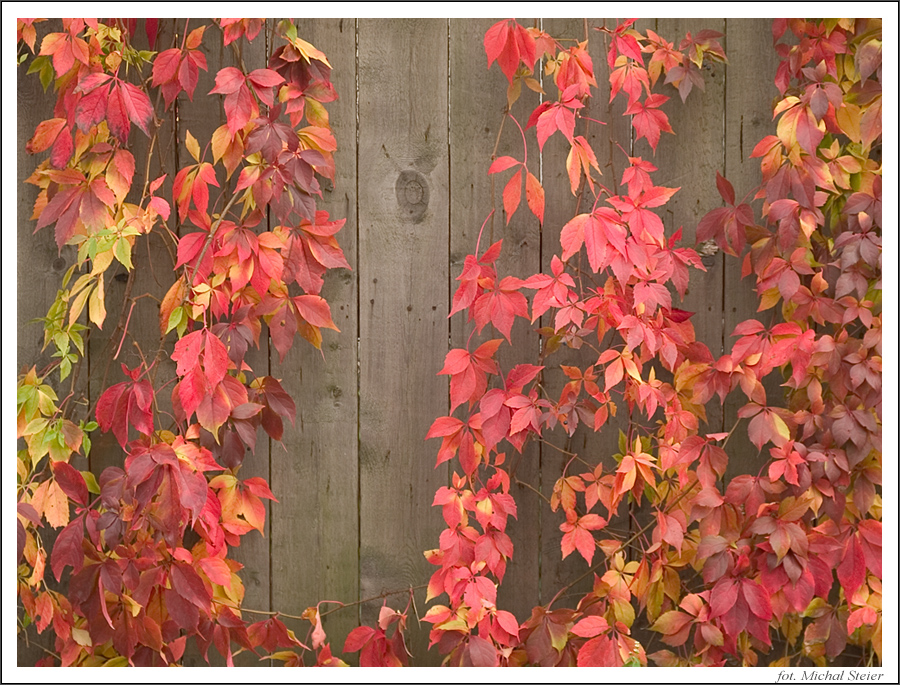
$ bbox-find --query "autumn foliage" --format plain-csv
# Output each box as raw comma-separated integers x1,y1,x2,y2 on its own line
422,17,882,667
17,17,881,668
17,17,348,666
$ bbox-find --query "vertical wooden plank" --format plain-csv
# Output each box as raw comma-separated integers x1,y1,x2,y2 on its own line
83,17,175,531
87,19,178,479
16,21,66,668
722,18,782,478
357,18,449,665
270,16,360,658
449,17,543,620
626,19,727,650
17,47,68,380
537,17,636,608
636,17,727,424
165,19,271,667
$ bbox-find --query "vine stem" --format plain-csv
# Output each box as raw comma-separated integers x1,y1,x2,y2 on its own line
184,190,243,293
113,300,137,360
487,106,509,243
515,476,551,505
211,583,428,622
545,477,700,609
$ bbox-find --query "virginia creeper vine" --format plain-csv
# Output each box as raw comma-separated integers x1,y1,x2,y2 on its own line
16,16,882,669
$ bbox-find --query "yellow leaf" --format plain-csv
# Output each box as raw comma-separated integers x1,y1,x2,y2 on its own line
122,594,143,617
28,549,46,587
68,285,91,328
159,277,187,336
71,627,92,646
43,479,70,528
185,130,201,163
88,275,107,329
836,103,862,143
757,287,781,311
772,412,791,441
292,36,331,67
113,237,133,270
91,249,114,275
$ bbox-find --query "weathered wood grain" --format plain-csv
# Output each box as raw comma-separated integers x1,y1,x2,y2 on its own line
16,17,787,668
537,17,642,608
169,20,272,667
269,17,360,661
449,17,544,620
87,20,178,480
722,18,783,479
16,21,67,668
357,18,450,665
635,17,727,428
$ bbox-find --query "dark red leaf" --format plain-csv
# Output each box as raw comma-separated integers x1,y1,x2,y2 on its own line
51,517,84,581
51,461,88,507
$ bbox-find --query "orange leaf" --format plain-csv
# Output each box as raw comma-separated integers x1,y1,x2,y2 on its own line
503,169,522,224
525,171,544,224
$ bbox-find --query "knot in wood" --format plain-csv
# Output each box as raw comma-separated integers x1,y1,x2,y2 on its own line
395,169,429,223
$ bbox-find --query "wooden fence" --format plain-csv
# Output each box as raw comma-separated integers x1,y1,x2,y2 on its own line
17,18,780,665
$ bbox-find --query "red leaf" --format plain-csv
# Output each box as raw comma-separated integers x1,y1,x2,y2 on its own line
742,580,772,620
75,71,113,94
27,118,67,154
502,168,522,223
199,556,232,587
709,578,739,619
105,84,130,141
51,461,88,507
715,170,735,205
151,48,180,86
50,517,84,581
577,635,619,667
525,171,544,224
343,625,376,653
837,534,866,598
196,383,233,435
293,295,339,330
225,84,255,135
210,66,245,95
426,416,464,439
625,94,673,152
243,476,277,501
488,155,520,175
248,68,284,89
204,333,230,386
572,615,610,638
466,635,499,667
170,563,211,611
75,86,109,132
484,20,536,82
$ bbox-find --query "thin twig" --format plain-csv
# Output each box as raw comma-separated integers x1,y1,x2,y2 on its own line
545,478,700,609
211,583,429,623
515,476,551,504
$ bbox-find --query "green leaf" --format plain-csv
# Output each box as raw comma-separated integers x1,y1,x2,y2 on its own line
113,237,133,270
81,470,100,495
166,306,184,334
24,418,48,435
59,356,72,381
17,385,35,408
69,329,85,356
